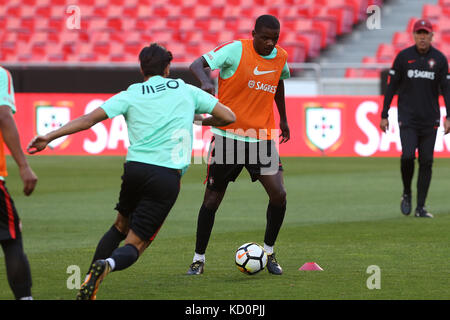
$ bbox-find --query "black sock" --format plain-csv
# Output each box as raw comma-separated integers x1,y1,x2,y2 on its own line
401,158,414,195
1,237,32,299
110,244,139,271
417,162,432,208
264,202,286,247
195,204,218,255
89,225,127,272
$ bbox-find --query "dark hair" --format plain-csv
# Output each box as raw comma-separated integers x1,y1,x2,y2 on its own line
139,43,173,77
254,15,280,33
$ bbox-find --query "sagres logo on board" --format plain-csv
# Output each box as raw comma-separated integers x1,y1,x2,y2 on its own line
304,102,344,154
35,101,72,150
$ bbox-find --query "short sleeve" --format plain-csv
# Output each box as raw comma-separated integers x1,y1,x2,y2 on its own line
0,67,15,113
280,62,290,80
203,41,241,71
100,91,129,118
187,84,218,114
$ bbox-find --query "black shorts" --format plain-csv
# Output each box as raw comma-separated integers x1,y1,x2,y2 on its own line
0,181,21,241
205,134,283,191
399,126,438,163
114,161,181,242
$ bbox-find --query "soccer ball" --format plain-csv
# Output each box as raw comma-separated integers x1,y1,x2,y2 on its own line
235,242,267,275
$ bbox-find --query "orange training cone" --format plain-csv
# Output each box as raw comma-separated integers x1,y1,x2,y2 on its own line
299,262,323,271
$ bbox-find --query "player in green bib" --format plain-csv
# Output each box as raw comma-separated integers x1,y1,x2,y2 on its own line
27,43,235,300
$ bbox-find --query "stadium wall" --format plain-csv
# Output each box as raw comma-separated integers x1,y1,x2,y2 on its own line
7,65,200,93
13,93,450,158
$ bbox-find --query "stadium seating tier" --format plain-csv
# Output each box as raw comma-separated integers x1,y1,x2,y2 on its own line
0,0,376,64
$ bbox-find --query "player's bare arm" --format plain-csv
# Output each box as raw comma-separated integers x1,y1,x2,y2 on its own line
274,80,290,143
27,107,108,154
200,102,235,127
190,56,215,95
0,106,37,196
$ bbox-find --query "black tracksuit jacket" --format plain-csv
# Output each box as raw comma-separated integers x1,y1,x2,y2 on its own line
382,45,450,128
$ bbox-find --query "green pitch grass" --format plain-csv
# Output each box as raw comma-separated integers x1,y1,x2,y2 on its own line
1,156,450,300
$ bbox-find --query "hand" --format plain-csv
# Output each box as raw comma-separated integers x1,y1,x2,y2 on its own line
380,118,389,133
19,165,37,196
279,119,290,144
193,114,204,124
27,135,50,154
445,118,450,135
201,81,215,96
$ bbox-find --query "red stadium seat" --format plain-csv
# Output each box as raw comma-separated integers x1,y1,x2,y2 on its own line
48,17,66,32
362,56,377,64
441,29,450,44
194,18,212,30
107,17,122,32
29,31,49,45
439,17,450,33
46,43,66,62
209,5,225,18
207,19,226,33
0,0,380,63
422,4,442,22
216,30,235,43
20,5,35,19
22,0,38,5
283,43,306,62
223,6,242,18
6,6,22,18
345,68,381,78
5,17,21,31
392,31,413,49
376,43,397,63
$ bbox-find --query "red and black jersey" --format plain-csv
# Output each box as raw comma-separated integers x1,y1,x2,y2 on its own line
382,45,450,128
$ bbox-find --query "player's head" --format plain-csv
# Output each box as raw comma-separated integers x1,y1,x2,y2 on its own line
412,19,433,53
252,15,280,56
139,43,173,78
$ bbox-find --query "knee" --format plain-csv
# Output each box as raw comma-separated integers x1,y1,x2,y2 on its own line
401,155,415,162
114,213,129,235
203,188,225,211
419,157,433,167
269,188,287,206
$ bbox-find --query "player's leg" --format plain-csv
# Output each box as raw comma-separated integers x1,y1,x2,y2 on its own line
0,182,32,300
188,135,243,274
84,162,136,278
187,183,232,275
415,127,437,218
87,213,128,273
399,126,418,215
1,236,33,300
257,170,286,275
194,187,227,255
78,163,180,300
247,138,286,274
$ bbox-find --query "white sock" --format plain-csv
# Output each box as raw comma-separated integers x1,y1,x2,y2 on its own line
193,253,205,263
264,244,273,255
106,258,116,271
19,296,33,300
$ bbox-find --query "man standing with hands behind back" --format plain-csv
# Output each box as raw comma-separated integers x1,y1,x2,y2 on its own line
380,19,450,218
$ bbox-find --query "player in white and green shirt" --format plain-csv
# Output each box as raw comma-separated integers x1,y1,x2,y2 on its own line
27,43,235,300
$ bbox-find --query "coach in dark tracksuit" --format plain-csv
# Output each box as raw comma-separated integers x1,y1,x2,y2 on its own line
380,19,450,218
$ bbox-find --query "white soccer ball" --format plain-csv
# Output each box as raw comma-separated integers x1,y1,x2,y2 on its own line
235,242,267,275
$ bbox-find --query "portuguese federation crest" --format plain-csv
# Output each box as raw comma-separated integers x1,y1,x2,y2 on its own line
35,102,72,149
305,103,343,152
